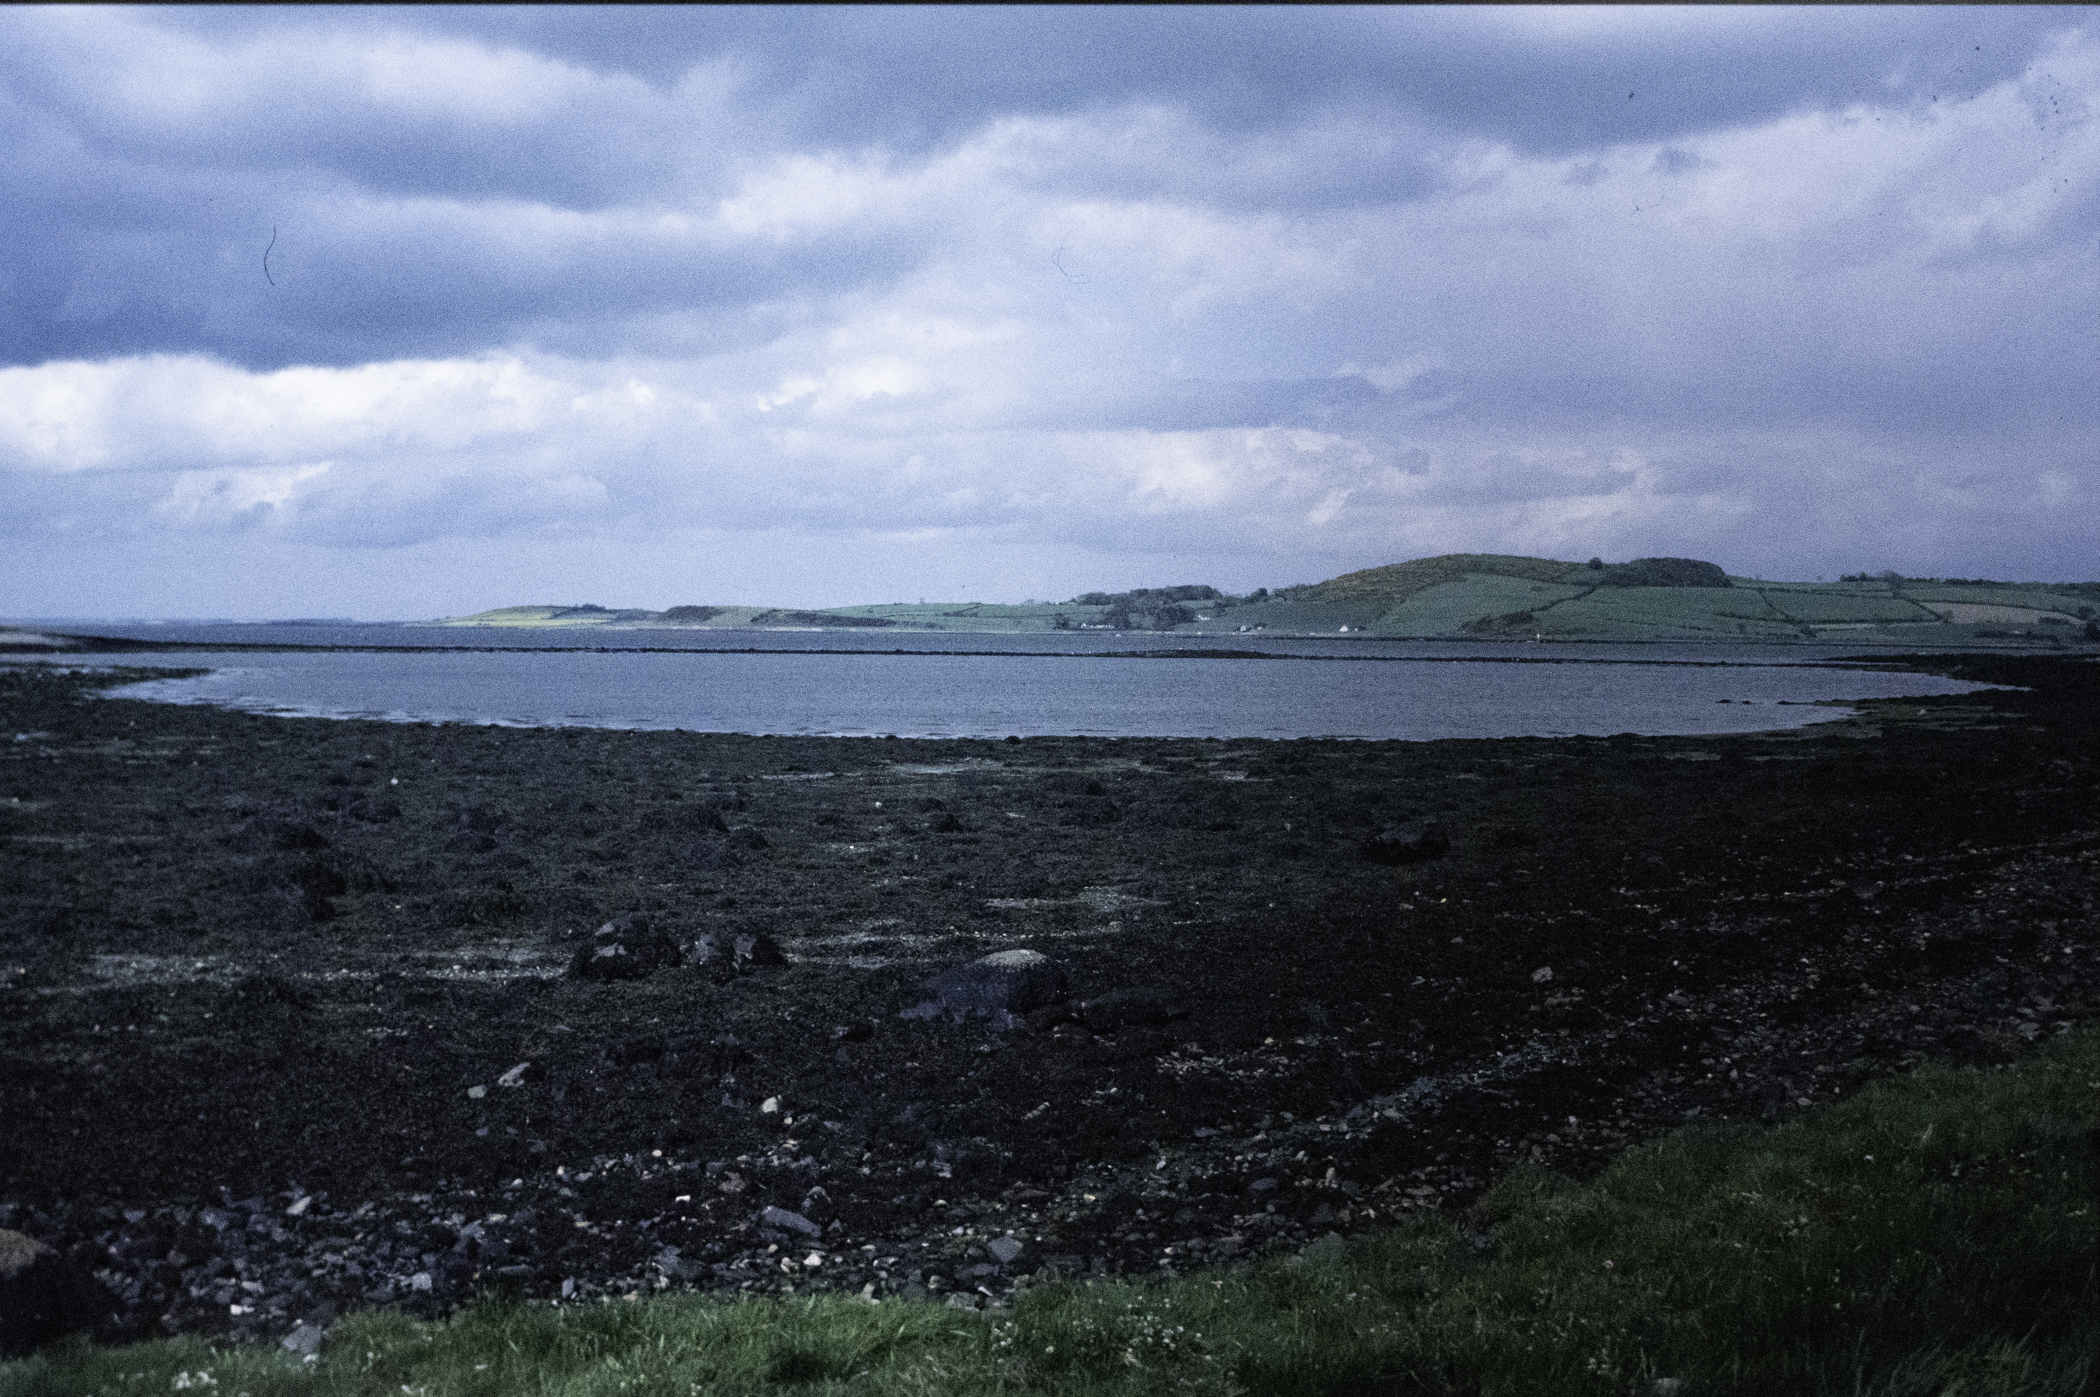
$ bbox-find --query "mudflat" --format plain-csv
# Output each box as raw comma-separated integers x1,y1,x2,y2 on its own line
1,654,2094,1346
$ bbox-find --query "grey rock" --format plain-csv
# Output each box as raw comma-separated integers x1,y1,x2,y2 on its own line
986,1237,1023,1265
1,1230,114,1357
655,1247,706,1283
756,1207,822,1239
567,914,683,981
911,950,1068,1020
280,1322,325,1356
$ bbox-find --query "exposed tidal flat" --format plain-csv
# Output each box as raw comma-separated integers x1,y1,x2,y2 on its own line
1,651,2095,1381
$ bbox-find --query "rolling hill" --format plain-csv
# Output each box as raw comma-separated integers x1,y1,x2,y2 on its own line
437,555,2100,644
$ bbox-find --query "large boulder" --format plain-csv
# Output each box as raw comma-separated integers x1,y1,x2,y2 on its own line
0,1230,113,1357
567,914,684,981
905,950,1068,1021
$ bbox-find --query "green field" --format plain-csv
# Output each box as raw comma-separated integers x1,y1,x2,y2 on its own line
436,556,2100,644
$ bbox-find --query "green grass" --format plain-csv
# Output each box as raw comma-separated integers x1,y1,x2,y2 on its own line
10,1040,2095,1395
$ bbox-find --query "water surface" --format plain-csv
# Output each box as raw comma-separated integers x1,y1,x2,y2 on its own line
79,637,1991,740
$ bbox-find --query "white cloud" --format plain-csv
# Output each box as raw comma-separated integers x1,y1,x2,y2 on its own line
159,462,330,522
2,9,2096,616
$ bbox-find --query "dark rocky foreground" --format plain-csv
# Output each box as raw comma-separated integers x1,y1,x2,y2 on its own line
1,654,2095,1349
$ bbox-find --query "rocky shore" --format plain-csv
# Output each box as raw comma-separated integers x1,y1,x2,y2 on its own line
1,653,2094,1351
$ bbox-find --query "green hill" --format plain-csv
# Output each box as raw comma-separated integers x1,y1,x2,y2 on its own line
437,557,2100,644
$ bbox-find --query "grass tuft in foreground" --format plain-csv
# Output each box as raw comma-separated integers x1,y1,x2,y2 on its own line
7,1026,2095,1396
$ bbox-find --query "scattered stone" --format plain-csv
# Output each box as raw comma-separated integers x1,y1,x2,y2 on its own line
692,928,786,975
756,1207,822,1240
1361,820,1450,864
1531,967,1553,983
496,1062,533,1088
986,1237,1023,1265
0,1230,113,1356
567,914,683,980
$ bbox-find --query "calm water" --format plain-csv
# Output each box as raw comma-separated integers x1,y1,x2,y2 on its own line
44,626,1993,740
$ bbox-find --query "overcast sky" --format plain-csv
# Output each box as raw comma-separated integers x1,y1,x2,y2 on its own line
4,5,2097,619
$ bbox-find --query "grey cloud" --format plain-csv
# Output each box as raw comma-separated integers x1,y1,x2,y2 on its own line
123,7,2091,156
986,109,1444,214
0,173,925,370
1029,374,1392,435
1397,454,1640,507
2,6,2095,614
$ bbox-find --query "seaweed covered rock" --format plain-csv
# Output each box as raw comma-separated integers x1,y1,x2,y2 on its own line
567,914,683,981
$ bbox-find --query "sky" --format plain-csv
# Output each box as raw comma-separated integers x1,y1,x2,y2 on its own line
3,5,2097,620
